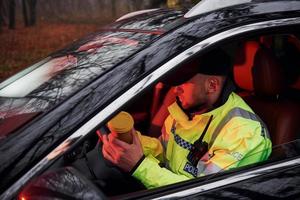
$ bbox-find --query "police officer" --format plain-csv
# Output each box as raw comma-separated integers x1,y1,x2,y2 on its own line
101,48,272,189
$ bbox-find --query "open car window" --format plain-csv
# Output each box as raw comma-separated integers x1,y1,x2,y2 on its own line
68,32,299,196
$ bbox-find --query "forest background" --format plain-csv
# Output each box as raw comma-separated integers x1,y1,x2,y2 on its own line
0,0,197,81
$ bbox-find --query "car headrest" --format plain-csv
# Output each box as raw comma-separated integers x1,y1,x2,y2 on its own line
233,41,260,91
252,47,286,97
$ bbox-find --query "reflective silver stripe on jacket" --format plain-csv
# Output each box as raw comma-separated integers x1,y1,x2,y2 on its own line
197,153,223,176
209,107,270,147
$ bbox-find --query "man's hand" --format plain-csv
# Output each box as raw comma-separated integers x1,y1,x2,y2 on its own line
101,131,144,172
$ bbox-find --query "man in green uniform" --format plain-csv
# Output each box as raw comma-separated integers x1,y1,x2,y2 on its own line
101,48,272,189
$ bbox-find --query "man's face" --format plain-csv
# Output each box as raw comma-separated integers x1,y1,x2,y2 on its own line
173,74,207,110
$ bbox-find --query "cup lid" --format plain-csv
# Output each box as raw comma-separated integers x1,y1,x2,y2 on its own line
107,111,134,133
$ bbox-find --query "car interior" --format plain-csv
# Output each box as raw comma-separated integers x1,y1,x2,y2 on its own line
18,32,300,199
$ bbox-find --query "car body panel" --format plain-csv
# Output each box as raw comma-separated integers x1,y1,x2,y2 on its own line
195,165,300,199
185,0,300,18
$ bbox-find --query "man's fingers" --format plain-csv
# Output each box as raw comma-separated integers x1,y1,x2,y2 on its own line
101,129,144,172
102,147,116,164
102,134,109,144
111,136,130,148
112,139,129,148
132,130,142,146
102,135,123,155
96,130,103,142
107,134,128,148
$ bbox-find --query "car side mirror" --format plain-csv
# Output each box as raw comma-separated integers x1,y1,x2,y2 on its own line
18,167,106,200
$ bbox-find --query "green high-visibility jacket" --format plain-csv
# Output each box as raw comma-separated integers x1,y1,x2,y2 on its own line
134,92,272,189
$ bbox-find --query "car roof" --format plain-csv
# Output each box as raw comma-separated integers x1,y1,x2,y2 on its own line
107,8,186,31
185,0,253,17
185,0,300,18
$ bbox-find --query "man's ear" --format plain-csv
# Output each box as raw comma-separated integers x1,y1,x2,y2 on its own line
206,77,219,93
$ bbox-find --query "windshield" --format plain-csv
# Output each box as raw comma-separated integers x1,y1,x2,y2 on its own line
0,30,157,137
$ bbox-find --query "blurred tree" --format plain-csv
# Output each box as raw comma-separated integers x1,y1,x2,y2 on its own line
8,0,15,29
0,0,3,31
22,0,37,26
0,0,9,30
111,0,117,18
128,0,142,12
154,0,166,7
0,0,200,28
145,0,166,8
22,0,29,26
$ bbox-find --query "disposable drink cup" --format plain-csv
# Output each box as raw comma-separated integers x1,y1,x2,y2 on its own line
107,111,134,144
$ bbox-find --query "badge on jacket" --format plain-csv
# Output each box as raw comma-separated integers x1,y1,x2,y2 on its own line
183,162,198,177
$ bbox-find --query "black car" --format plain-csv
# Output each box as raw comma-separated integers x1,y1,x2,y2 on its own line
0,0,300,199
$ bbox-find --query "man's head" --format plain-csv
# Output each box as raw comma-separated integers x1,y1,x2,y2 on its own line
173,48,232,111
174,73,226,110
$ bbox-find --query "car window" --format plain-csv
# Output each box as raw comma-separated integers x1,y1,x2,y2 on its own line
0,31,156,137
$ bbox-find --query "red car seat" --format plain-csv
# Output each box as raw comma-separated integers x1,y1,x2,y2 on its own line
233,41,260,93
234,44,300,145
